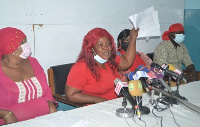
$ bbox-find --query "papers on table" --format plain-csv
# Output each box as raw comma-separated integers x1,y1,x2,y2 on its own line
129,6,161,39
35,111,87,127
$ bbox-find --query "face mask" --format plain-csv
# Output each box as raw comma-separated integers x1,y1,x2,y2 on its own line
94,54,108,64
121,42,129,51
92,49,108,64
13,43,31,59
173,34,185,44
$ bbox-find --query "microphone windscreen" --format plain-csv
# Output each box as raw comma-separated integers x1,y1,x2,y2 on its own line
128,80,143,96
125,72,135,81
137,65,150,73
168,64,176,71
114,78,128,95
168,64,182,75
149,67,164,80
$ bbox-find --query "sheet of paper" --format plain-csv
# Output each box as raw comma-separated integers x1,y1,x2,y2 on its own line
129,6,161,38
35,111,88,127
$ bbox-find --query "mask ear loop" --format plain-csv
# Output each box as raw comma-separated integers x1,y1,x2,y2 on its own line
91,48,96,56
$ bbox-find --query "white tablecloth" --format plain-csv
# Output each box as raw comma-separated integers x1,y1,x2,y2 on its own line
4,81,200,127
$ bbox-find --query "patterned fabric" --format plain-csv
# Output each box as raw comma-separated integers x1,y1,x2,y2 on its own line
15,77,43,103
153,40,193,70
0,27,26,57
0,57,54,125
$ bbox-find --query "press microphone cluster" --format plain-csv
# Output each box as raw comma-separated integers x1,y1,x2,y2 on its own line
150,63,184,80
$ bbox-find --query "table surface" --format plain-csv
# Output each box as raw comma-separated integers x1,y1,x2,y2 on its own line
3,81,200,127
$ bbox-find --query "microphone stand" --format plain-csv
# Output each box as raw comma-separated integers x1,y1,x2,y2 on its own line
138,96,150,114
116,96,134,118
173,78,188,102
168,76,171,87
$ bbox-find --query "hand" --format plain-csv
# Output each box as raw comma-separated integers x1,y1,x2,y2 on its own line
4,112,18,124
130,27,139,41
48,101,57,113
183,71,196,82
189,72,197,82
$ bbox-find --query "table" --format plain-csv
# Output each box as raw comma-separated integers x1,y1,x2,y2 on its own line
4,81,200,127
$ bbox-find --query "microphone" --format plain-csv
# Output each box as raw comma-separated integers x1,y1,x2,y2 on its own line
168,64,187,83
128,80,143,97
126,65,156,95
128,80,150,114
114,78,137,107
151,63,184,80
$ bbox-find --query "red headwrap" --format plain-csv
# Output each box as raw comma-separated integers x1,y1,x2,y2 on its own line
0,27,26,57
162,23,184,40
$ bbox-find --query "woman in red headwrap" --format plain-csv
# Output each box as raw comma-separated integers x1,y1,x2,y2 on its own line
65,27,139,104
153,23,197,82
0,27,57,125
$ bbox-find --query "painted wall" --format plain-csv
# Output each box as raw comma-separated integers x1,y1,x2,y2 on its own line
0,0,184,75
184,0,200,71
0,0,185,111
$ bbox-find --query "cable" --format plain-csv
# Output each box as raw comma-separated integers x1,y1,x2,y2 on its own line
168,106,181,127
152,108,163,127
123,108,132,127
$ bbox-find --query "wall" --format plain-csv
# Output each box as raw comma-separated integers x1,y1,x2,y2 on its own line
0,0,185,111
0,0,184,75
184,0,200,71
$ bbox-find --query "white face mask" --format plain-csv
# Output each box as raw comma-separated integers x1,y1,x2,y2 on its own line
13,43,31,59
173,34,185,44
92,48,108,64
94,54,108,64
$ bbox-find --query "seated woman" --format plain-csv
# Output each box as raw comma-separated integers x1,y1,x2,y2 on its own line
65,27,139,105
117,29,152,71
117,29,152,81
0,27,57,125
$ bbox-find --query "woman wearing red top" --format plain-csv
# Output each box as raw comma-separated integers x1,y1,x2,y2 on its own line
65,27,139,105
117,29,152,72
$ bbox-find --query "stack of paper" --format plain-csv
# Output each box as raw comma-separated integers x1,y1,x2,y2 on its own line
129,6,161,38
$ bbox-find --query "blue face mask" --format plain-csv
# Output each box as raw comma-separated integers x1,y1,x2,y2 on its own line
94,54,108,64
173,34,185,44
92,48,108,64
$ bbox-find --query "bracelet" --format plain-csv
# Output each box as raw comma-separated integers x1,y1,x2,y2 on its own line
3,111,12,121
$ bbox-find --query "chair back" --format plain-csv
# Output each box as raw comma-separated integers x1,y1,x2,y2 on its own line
48,63,74,95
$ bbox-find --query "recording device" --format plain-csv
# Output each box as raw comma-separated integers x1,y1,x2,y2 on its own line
150,63,184,80
114,78,135,118
128,80,150,114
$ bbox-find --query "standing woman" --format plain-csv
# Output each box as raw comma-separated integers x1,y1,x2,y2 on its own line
65,27,139,105
0,27,57,125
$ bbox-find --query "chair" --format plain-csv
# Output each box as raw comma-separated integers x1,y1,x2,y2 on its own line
47,63,84,107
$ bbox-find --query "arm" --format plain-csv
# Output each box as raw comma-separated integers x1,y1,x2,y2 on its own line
183,64,197,82
181,45,196,82
0,109,18,124
118,28,139,71
47,101,57,113
65,85,107,104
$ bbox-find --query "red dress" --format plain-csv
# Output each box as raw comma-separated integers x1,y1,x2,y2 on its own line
0,57,54,125
66,56,121,100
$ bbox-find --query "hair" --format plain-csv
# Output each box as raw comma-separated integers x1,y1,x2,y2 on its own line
77,28,118,81
117,29,130,48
